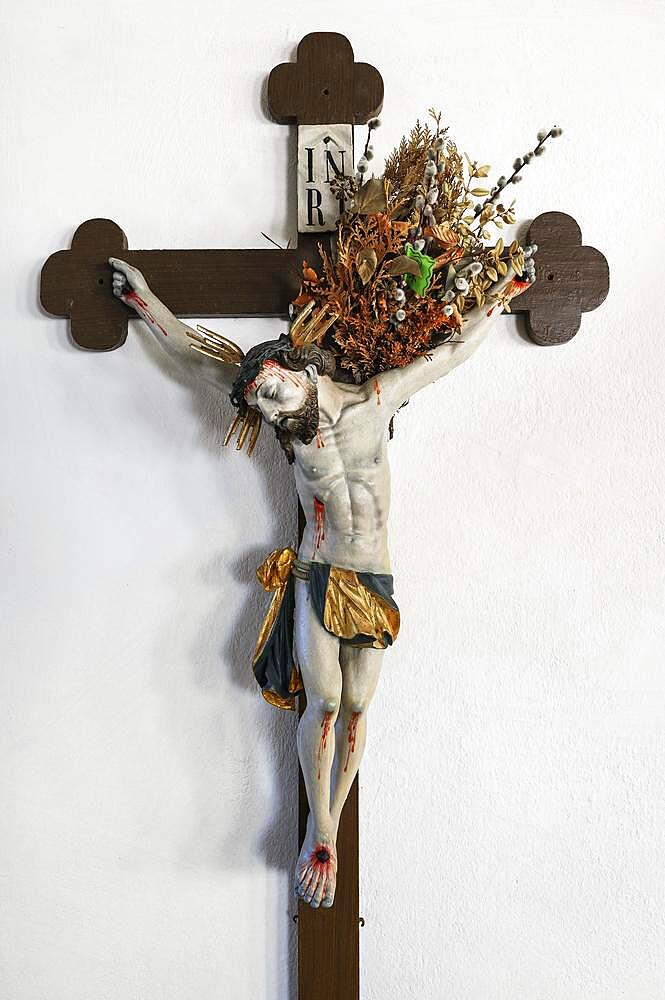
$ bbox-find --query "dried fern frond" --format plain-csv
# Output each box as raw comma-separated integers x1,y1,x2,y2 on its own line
384,119,437,213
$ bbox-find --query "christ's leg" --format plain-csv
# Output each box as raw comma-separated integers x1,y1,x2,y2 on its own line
293,579,342,908
329,646,383,840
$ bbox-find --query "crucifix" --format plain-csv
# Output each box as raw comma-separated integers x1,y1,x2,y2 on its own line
40,31,609,1000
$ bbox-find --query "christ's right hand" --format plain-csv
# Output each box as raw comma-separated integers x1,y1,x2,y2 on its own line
107,257,240,395
109,258,151,308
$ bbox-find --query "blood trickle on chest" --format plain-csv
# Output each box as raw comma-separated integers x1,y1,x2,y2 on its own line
313,496,326,552
373,379,381,405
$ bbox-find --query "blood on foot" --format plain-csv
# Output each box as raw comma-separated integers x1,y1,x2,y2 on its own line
343,711,360,773
298,843,335,884
316,429,325,448
295,834,337,906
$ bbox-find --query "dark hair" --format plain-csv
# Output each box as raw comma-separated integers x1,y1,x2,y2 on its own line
229,336,335,416
230,336,335,463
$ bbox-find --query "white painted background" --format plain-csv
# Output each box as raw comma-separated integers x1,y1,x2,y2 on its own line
2,2,664,998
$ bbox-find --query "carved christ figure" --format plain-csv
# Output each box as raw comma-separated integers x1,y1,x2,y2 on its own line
110,256,523,909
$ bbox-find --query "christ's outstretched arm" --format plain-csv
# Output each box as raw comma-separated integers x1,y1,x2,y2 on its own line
109,258,239,393
377,273,522,412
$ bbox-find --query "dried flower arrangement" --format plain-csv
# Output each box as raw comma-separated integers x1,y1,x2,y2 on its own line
292,112,563,382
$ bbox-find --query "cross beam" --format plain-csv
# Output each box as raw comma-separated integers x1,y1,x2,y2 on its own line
40,217,317,351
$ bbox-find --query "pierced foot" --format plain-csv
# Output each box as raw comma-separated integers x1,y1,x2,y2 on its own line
295,824,337,909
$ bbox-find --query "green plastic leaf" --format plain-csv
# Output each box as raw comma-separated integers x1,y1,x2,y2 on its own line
404,244,436,297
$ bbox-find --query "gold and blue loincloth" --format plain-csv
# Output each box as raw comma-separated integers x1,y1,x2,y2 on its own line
252,548,400,710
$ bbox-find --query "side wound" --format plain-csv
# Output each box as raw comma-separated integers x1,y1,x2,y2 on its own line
313,496,325,552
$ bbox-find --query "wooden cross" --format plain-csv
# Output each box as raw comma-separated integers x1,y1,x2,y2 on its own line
39,31,609,1000
517,212,609,344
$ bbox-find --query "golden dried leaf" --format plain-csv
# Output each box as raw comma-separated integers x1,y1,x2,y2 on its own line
495,238,505,256
470,188,490,196
497,259,508,276
384,254,421,277
355,247,378,285
476,165,491,177
292,291,315,308
509,239,519,254
486,266,498,282
352,177,389,215
426,223,460,248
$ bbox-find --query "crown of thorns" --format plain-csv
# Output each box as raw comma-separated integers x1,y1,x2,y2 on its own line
186,303,337,457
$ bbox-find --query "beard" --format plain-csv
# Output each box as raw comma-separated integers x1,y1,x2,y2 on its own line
274,381,319,462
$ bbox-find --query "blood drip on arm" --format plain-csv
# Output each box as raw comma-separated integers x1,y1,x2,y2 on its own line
126,291,169,338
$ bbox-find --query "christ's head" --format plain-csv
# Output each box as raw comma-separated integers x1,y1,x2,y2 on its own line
230,337,335,462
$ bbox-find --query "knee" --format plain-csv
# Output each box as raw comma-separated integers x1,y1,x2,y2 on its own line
315,695,340,717
342,695,368,716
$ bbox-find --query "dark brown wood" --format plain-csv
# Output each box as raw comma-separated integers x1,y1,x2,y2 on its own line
512,211,609,345
40,219,322,352
268,32,383,126
298,768,359,1000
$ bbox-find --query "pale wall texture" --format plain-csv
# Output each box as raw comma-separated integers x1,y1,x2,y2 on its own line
2,1,665,998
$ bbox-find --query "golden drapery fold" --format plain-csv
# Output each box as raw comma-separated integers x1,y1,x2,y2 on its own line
323,567,400,648
253,548,301,710
251,549,400,711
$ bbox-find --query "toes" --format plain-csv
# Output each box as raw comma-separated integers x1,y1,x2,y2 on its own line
303,871,320,905
322,873,336,908
312,872,327,908
297,865,316,898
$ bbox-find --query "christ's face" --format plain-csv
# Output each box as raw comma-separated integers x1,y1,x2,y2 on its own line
245,360,318,442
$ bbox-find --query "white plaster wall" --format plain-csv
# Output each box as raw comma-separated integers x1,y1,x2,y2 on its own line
2,1,664,998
